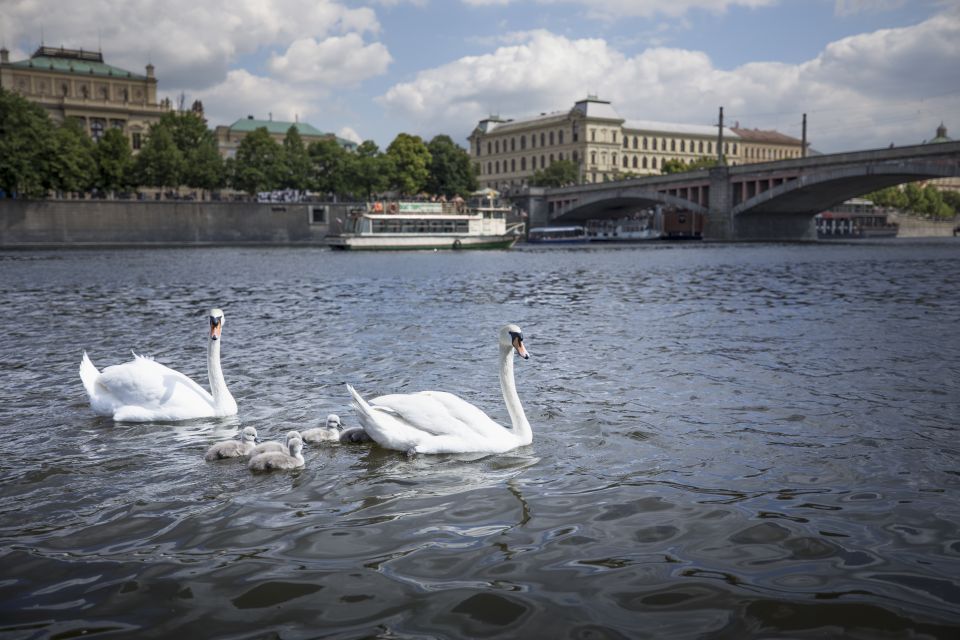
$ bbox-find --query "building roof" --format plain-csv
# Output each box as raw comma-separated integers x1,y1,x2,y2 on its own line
229,117,328,137
625,119,739,139
572,96,622,121
227,117,357,149
6,46,148,80
730,127,802,145
928,122,952,144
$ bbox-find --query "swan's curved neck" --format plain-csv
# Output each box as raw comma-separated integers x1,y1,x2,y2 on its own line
500,345,531,444
207,338,236,414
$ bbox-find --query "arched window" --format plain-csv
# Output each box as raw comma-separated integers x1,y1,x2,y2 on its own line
611,153,616,166
530,135,535,148
632,156,638,168
642,157,647,169
651,157,658,169
623,137,629,149
487,162,492,175
680,140,685,152
591,151,596,165
558,130,564,144
495,140,500,154
642,137,648,150
520,135,526,150
521,157,526,171
698,141,703,153
511,158,516,172
511,138,516,152
540,132,545,146
623,156,628,168
733,143,738,155
671,139,676,151
487,142,492,155
591,129,596,142
550,153,555,163
549,131,555,145
633,136,638,149
707,142,712,154
541,155,545,168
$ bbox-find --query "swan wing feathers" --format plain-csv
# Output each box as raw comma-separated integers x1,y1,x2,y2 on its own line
87,356,215,420
371,391,503,437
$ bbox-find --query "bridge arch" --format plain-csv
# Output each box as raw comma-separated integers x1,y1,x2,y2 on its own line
551,187,707,223
732,160,958,217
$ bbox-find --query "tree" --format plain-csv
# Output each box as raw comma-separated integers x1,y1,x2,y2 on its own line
92,128,133,194
282,126,311,191
307,137,349,196
232,127,284,195
530,159,578,187
0,87,57,197
426,134,477,197
153,111,223,193
133,124,184,190
345,140,388,199
661,156,718,175
385,133,431,196
51,118,96,194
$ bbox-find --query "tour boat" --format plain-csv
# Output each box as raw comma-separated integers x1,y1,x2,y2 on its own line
327,199,524,251
586,217,660,242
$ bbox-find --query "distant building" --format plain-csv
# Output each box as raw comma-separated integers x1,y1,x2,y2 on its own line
468,96,805,191
922,122,959,192
0,45,167,151
214,116,358,158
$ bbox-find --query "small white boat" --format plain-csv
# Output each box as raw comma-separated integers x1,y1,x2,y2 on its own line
526,225,589,244
587,218,660,242
327,199,524,251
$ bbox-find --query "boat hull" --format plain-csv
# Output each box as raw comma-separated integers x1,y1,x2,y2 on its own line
327,234,518,251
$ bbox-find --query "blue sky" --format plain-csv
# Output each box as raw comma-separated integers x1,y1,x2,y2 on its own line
3,0,957,152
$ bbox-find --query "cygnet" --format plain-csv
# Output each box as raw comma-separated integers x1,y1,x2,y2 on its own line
204,426,258,461
251,430,301,455
248,437,305,472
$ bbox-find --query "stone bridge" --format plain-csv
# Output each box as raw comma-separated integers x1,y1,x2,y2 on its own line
513,140,960,241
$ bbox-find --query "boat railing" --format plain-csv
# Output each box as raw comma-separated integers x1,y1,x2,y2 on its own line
364,201,468,215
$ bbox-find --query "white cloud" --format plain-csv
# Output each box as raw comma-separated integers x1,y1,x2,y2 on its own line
834,0,906,17
337,126,363,143
462,0,778,19
378,11,960,151
268,35,392,85
4,0,382,89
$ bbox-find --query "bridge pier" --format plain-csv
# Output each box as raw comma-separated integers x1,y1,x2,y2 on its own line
705,166,734,241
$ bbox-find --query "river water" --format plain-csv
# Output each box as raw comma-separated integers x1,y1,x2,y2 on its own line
1,240,959,639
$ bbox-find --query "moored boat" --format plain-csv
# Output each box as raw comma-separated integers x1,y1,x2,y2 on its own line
526,225,589,244
816,198,899,239
327,198,524,250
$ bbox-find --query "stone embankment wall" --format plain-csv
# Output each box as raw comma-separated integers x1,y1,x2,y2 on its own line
888,212,958,237
0,200,353,247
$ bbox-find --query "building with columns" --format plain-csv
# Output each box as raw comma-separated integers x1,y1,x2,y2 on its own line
468,96,805,191
0,45,169,151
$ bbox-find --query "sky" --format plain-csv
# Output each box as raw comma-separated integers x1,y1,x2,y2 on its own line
2,0,958,153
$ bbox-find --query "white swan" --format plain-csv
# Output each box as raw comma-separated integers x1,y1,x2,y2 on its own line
79,308,238,422
346,324,532,454
251,430,301,455
205,426,258,461
248,437,305,472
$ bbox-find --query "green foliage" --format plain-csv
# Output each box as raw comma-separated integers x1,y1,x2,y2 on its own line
425,134,477,197
51,119,97,193
232,127,285,194
530,159,579,187
345,140,388,198
661,156,718,174
868,183,957,219
385,133,431,195
307,137,349,195
282,126,311,191
134,124,184,189
94,128,133,193
0,87,57,197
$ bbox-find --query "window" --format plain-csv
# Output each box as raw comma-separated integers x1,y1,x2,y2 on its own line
487,161,492,174
622,156,628,168
680,140,685,152
61,83,69,97
495,140,500,154
540,132,545,146
632,156,638,168
511,158,516,172
520,135,526,150
633,136,638,149
707,142,712,154
511,138,516,152
670,139,676,151
591,151,596,165
642,137,648,150
90,119,105,142
698,141,703,153
110,119,125,130
591,129,596,142
651,157,658,169
642,156,647,169
572,121,579,142
541,155,545,168
549,131,554,145
132,132,142,150
530,135,535,148
487,142,492,155
310,206,328,224
495,160,500,174
733,143,738,155
623,137,629,149
558,130,564,144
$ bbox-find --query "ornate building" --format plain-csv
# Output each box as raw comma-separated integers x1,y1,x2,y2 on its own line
468,96,805,191
214,116,358,159
0,45,168,151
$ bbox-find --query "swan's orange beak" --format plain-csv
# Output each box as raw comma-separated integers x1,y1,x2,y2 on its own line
210,318,222,340
512,335,529,359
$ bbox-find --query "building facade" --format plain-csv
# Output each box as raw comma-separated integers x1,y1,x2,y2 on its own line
468,96,805,191
214,116,358,158
0,45,167,151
